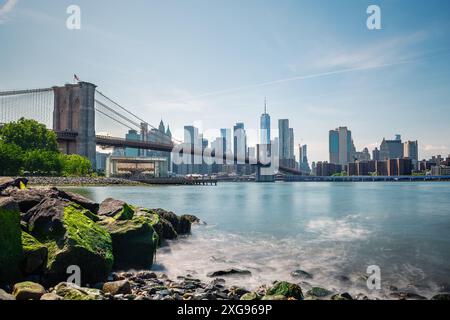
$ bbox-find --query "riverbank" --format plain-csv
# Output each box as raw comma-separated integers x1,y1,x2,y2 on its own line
23,176,145,187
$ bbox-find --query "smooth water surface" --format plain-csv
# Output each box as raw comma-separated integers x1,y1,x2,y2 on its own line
65,182,450,297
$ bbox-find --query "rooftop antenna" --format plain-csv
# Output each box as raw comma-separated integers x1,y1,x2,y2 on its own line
264,96,267,114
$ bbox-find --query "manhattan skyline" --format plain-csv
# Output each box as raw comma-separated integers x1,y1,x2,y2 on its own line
1,0,450,162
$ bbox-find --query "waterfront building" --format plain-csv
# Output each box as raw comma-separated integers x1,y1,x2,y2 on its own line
329,127,355,166
106,156,167,178
372,147,380,161
348,162,357,176
367,160,376,174
431,165,450,176
376,160,388,176
316,162,342,176
125,129,140,157
380,137,403,160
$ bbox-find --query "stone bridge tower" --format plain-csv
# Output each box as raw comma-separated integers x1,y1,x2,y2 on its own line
52,82,97,168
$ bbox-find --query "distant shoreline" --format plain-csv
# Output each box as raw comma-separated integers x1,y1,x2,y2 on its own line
23,176,145,187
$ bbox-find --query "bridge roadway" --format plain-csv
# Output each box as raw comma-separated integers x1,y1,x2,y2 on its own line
56,131,302,175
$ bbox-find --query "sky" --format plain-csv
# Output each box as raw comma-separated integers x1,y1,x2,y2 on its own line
1,0,450,162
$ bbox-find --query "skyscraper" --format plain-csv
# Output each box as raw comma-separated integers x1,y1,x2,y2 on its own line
278,119,290,160
329,127,354,165
260,97,271,145
299,144,310,174
220,128,232,154
380,137,403,160
233,123,247,174
278,119,296,169
329,130,339,164
403,140,418,160
404,140,419,170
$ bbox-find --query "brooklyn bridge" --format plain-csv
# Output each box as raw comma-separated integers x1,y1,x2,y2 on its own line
0,81,302,179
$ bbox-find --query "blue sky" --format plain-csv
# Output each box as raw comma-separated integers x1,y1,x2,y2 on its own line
1,0,450,162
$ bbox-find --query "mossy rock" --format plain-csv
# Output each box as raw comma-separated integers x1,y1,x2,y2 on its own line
307,287,333,298
13,281,46,300
0,198,22,285
21,231,48,275
54,282,101,300
44,204,113,285
261,295,288,300
24,198,113,285
240,292,260,300
266,281,304,300
98,213,159,269
137,209,178,243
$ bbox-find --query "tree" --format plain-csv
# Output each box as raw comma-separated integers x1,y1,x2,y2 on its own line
23,150,63,176
62,154,92,177
0,142,23,176
0,118,58,152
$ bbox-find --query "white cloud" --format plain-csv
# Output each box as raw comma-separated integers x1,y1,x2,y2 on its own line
422,144,449,152
0,0,18,23
314,31,428,70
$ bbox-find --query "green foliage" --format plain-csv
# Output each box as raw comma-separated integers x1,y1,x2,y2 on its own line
0,119,92,176
0,142,23,175
23,150,63,176
332,172,348,177
0,118,58,152
61,154,92,177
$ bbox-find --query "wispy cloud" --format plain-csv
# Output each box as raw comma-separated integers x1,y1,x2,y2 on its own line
314,31,428,70
0,0,18,23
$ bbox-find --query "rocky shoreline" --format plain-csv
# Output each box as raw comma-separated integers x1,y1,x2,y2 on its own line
22,176,145,187
1,177,449,301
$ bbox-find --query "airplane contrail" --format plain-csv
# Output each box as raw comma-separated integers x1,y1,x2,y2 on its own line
146,57,421,107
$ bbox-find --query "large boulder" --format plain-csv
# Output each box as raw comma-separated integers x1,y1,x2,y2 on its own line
23,198,113,285
0,197,22,285
2,188,58,213
97,209,159,269
98,198,133,219
53,282,102,300
12,281,46,300
0,177,28,193
153,208,192,234
21,231,48,275
103,280,132,295
55,189,99,214
136,209,177,242
3,187,99,214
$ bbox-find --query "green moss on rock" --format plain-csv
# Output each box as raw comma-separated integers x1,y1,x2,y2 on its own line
21,231,48,275
44,204,113,284
98,211,159,269
0,198,22,285
13,281,46,300
266,281,304,300
54,282,101,300
113,203,135,221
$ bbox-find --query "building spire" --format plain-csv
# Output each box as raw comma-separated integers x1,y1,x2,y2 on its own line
264,96,267,114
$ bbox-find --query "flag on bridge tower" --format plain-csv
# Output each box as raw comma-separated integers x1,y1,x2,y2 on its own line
74,74,80,82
